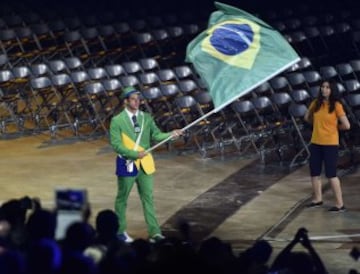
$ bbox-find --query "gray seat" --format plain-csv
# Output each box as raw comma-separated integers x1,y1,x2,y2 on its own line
141,86,162,100
288,103,310,167
270,76,292,92
64,57,85,71
0,54,11,69
15,27,42,64
297,57,313,71
84,82,113,136
0,69,24,133
102,78,123,108
105,64,126,78
344,94,360,127
49,73,76,134
350,59,360,78
308,85,320,99
336,63,357,81
231,100,263,155
0,29,27,66
102,78,122,92
30,76,55,131
70,71,91,86
303,70,322,87
160,83,180,98
178,79,199,95
119,75,140,89
134,32,161,58
344,79,360,94
174,65,195,80
122,61,143,75
254,81,274,97
80,27,109,65
12,66,32,79
48,60,68,74
157,68,177,83
87,67,109,81
31,63,52,77
139,58,160,72
290,89,311,104
12,66,33,114
271,92,293,118
286,72,308,89
319,66,339,81
288,31,313,57
139,72,160,88
174,95,219,157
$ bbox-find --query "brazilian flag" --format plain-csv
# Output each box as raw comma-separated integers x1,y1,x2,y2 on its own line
186,2,300,111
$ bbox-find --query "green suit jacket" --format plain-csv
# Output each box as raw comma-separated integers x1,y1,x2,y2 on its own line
110,110,171,174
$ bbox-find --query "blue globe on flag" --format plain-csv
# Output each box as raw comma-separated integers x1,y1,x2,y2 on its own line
209,23,254,55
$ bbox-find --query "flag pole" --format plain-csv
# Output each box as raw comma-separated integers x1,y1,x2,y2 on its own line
145,109,217,153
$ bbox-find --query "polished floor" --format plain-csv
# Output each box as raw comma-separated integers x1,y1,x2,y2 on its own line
1,133,360,273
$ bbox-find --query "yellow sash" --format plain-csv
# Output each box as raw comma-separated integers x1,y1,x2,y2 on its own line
121,133,156,174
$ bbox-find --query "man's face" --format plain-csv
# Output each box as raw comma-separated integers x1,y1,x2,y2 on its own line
125,93,141,112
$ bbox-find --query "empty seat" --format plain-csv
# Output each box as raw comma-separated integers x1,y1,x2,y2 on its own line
290,89,311,105
319,66,339,81
288,103,311,167
139,72,160,88
344,79,360,94
48,60,68,74
87,67,109,81
64,57,85,71
303,70,322,87
254,81,274,97
270,76,292,92
105,64,126,78
157,68,177,84
350,59,360,78
336,63,357,82
139,57,160,72
286,72,308,89
122,61,143,75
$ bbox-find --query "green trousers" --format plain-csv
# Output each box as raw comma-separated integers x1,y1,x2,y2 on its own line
115,168,161,237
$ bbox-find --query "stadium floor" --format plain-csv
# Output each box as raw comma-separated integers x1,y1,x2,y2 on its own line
1,133,359,273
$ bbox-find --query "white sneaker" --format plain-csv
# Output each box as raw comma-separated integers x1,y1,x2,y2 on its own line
149,233,165,243
117,231,134,243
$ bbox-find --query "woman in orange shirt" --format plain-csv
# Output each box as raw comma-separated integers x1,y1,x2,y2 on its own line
304,80,350,212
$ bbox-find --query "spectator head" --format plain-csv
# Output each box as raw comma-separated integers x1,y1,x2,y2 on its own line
0,197,34,227
64,222,95,252
26,209,57,241
249,239,273,264
95,209,119,236
27,238,62,274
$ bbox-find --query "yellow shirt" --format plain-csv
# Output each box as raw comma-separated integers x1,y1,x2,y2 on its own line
309,100,345,145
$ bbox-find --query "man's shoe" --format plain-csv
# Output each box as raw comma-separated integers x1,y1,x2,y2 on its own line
117,232,134,243
306,201,323,208
149,234,165,243
328,206,346,212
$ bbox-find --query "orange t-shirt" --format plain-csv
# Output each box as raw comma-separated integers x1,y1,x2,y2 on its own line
309,100,346,145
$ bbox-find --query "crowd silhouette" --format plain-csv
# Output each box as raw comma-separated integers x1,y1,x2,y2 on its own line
0,196,358,274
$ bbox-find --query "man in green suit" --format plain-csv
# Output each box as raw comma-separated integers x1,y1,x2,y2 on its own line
110,87,182,243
